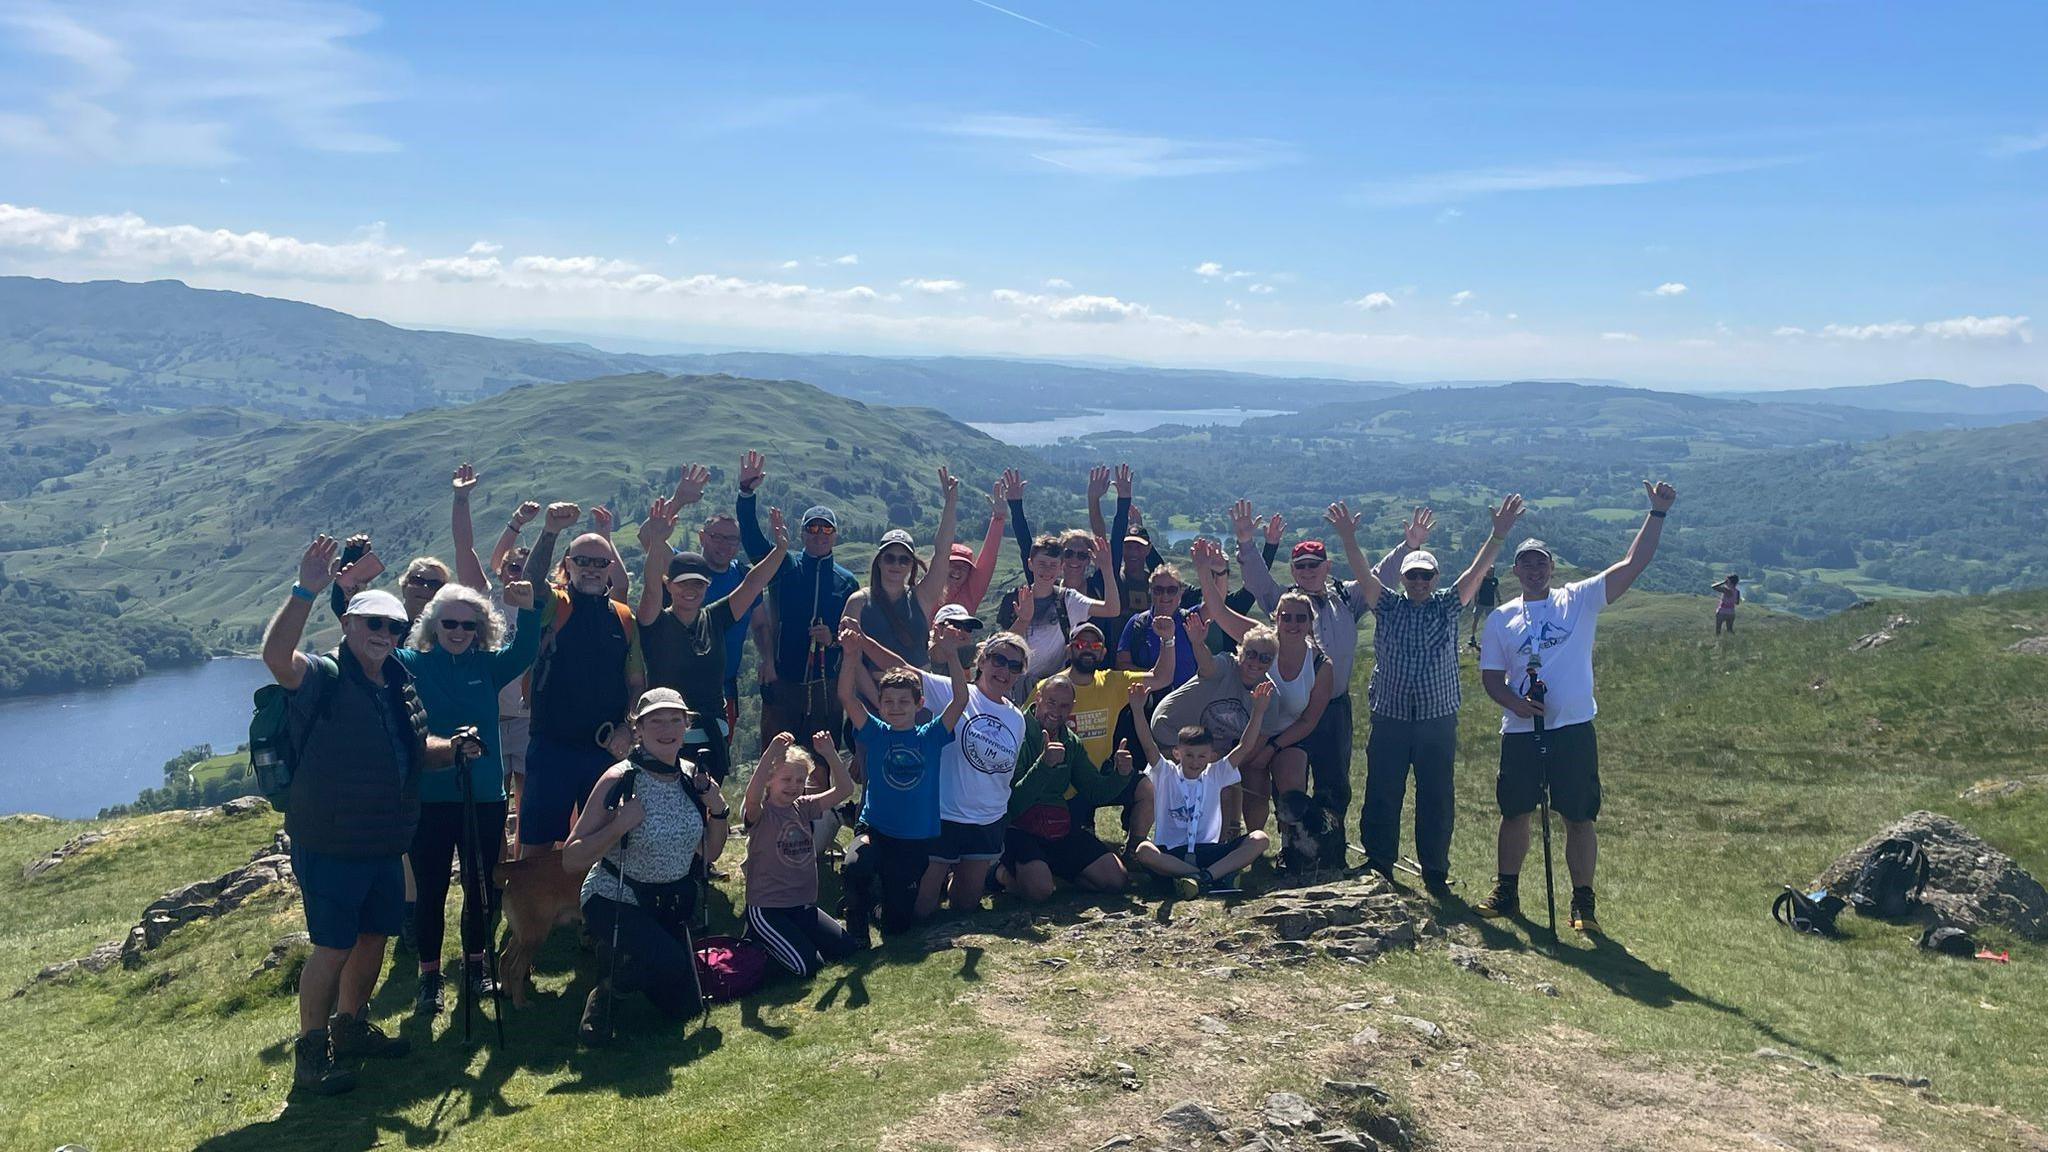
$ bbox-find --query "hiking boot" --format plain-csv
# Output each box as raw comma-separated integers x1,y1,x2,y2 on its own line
292,1029,355,1096
579,981,613,1046
464,958,499,999
1473,878,1521,919
330,1011,410,1060
1570,888,1600,934
1423,871,1454,900
413,969,445,1016
1173,869,1215,900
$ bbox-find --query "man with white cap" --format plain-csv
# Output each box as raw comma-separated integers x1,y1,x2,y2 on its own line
1328,497,1525,892
735,449,862,741
1476,481,1677,933
261,536,483,1096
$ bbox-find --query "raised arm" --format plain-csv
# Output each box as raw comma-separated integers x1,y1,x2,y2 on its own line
1194,537,1260,641
836,622,873,728
263,536,337,689
490,500,540,575
525,502,578,589
962,481,1008,610
840,618,911,674
1080,536,1121,618
1141,613,1180,692
1375,506,1433,592
1183,606,1219,680
726,507,790,620
939,636,972,731
1105,463,1133,605
635,497,678,626
913,468,962,615
1002,468,1033,568
1327,501,1388,599
450,463,489,592
1229,682,1272,766
1123,680,1162,767
1231,500,1281,610
743,732,794,827
1603,481,1677,604
1454,495,1522,605
1086,464,1111,543
806,731,858,809
735,450,775,562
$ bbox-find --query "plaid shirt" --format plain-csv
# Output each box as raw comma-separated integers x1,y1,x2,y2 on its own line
1367,586,1464,720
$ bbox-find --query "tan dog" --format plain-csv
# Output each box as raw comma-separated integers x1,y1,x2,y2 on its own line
494,847,584,1007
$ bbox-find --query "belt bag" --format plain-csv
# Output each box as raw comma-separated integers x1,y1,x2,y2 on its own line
1016,803,1072,841
600,857,696,920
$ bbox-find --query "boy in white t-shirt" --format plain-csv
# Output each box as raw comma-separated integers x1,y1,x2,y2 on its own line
1128,679,1273,898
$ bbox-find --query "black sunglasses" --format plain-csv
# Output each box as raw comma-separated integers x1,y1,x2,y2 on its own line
1277,611,1311,624
405,576,445,591
1291,558,1324,569
359,616,406,635
1060,548,1092,559
1240,648,1275,665
879,552,914,565
1149,585,1181,596
501,563,523,576
569,555,612,569
439,618,479,632
982,651,1027,673
1404,570,1436,580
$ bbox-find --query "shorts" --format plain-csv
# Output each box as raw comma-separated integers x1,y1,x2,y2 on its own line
519,731,617,846
1496,722,1601,823
498,714,530,777
929,817,1006,863
1164,835,1248,871
1003,826,1115,880
292,847,406,949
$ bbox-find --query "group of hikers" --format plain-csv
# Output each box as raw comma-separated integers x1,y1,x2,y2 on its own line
258,451,1678,1095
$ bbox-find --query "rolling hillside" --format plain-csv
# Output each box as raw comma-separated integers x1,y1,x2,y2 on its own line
1726,378,2048,418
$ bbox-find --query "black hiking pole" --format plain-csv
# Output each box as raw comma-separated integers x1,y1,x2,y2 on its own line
601,768,639,1042
1528,659,1556,943
454,737,506,1047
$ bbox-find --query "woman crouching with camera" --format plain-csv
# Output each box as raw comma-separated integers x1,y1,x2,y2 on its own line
562,688,731,1045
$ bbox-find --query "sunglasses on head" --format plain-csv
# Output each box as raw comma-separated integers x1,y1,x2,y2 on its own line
1291,558,1325,569
1240,647,1275,665
569,555,612,569
1277,611,1311,624
982,651,1027,673
405,575,445,591
439,618,479,632
358,616,405,635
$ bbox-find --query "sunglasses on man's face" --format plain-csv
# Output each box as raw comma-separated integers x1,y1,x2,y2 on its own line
701,531,741,545
1149,585,1181,597
439,618,479,632
569,555,612,569
982,652,1027,673
1070,639,1106,652
1277,611,1312,624
1291,558,1325,570
406,576,445,591
804,523,836,535
1404,570,1436,581
358,617,405,635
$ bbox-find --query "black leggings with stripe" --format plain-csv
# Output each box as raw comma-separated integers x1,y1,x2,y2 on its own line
745,904,858,978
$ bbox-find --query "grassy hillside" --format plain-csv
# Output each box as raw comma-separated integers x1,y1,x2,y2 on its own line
2,590,2044,1151
0,374,1033,644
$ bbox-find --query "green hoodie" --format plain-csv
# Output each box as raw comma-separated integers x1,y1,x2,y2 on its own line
1008,714,1133,817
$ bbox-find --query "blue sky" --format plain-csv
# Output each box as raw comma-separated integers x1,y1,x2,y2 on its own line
0,1,2042,387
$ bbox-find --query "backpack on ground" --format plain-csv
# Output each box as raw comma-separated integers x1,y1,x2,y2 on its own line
1919,924,1977,957
1847,837,1931,919
248,655,338,813
1772,886,1846,936
694,934,770,1001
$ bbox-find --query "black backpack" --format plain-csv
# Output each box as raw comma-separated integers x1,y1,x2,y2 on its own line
1847,837,1931,919
1919,925,1977,957
1772,886,1846,936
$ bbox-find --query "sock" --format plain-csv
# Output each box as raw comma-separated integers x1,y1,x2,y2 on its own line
1497,873,1519,892
419,961,441,975
1572,885,1594,898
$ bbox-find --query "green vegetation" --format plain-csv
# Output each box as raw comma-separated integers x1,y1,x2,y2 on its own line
0,569,205,696
98,746,255,819
2,591,2044,1150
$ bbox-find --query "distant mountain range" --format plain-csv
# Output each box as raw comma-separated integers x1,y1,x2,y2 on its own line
1722,378,2048,417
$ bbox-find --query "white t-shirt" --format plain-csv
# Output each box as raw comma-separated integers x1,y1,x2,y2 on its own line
1480,574,1608,735
920,670,1026,825
1148,755,1242,854
1020,588,1094,680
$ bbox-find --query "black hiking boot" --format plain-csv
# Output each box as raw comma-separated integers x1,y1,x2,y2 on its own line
413,969,444,1016
464,958,499,999
1473,876,1521,919
292,1029,356,1096
580,981,613,1047
1570,887,1601,934
1422,870,1454,900
330,1011,410,1060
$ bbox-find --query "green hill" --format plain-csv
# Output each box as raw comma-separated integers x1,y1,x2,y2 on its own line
0,373,1033,644
2,590,2044,1151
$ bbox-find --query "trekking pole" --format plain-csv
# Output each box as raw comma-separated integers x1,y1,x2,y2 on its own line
602,769,638,1042
1528,659,1556,942
454,738,506,1046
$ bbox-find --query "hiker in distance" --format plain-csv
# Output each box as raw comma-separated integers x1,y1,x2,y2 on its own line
1712,573,1742,634
262,535,487,1096
1476,480,1678,934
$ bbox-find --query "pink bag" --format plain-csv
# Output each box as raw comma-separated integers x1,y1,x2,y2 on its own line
694,934,770,1001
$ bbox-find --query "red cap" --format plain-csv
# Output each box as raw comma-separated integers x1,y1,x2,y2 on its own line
949,543,975,563
1291,540,1327,561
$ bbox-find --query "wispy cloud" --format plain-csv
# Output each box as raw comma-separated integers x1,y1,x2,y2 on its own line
992,287,1149,323
944,114,1295,178
1649,282,1688,297
1358,157,1789,207
1988,129,2048,157
1601,331,1640,343
826,254,859,266
1449,289,1474,307
901,277,965,294
0,0,398,164
963,0,1099,49
1776,315,2033,343
1346,292,1395,312
1043,277,1072,289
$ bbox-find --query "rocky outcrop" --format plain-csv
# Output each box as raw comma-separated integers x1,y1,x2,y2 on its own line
1816,811,2046,940
121,831,295,964
1243,873,1430,963
1850,613,1913,650
22,831,108,879
1121,1084,1417,1152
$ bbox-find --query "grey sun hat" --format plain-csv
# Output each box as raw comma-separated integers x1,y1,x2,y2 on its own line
1514,539,1554,561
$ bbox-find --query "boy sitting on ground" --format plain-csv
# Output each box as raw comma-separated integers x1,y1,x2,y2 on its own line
1127,681,1273,899
741,732,861,978
838,652,969,938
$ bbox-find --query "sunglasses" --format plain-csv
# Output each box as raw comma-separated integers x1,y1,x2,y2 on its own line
1291,558,1325,570
1277,611,1312,624
1070,639,1106,652
982,652,1027,673
1403,570,1437,581
439,618,479,632
1149,585,1181,596
358,616,405,635
879,552,914,566
804,523,836,535
405,576,445,591
569,555,612,569
1060,548,1092,559
1240,648,1276,665
701,532,741,545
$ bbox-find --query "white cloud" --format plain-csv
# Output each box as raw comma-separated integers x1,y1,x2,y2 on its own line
0,201,403,277
1345,292,1396,312
1773,326,1807,337
779,259,801,270
1435,207,1463,223
1989,129,2048,157
1651,282,1687,297
1449,290,1474,307
1920,314,2031,342
1248,283,1275,295
827,253,859,266
1043,277,1072,289
1194,261,1224,278
1819,321,1920,341
0,1,397,164
1600,331,1640,343
1359,157,1788,207
944,114,1295,178
1505,312,1519,321
900,277,965,295
664,233,679,246
465,240,501,256
991,287,1150,323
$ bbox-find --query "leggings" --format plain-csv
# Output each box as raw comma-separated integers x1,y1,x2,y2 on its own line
582,894,703,1019
409,799,507,964
746,904,858,978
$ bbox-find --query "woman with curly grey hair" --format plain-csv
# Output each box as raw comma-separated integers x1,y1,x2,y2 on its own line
395,581,545,1014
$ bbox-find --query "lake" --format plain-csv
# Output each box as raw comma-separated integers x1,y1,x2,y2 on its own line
970,407,1287,445
0,658,275,819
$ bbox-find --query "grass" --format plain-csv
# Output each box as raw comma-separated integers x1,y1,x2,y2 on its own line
2,590,2045,1149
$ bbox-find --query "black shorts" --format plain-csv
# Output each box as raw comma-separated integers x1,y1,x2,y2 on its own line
1003,826,1115,880
930,818,1006,863
1496,722,1601,823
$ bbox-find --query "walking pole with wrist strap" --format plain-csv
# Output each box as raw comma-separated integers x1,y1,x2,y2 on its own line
453,737,506,1046
1528,657,1556,943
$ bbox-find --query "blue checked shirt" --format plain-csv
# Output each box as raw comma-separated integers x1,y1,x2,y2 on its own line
1367,587,1465,721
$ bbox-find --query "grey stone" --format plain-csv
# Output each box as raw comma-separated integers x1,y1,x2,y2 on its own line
1864,1072,1931,1088
1313,1131,1379,1151
1092,1136,1138,1152
1322,1080,1391,1104
1159,1100,1231,1135
1196,1014,1231,1035
1335,1001,1374,1012
1533,982,1561,998
22,831,107,879
254,932,312,976
1348,1027,1382,1046
1260,1092,1320,1130
1386,1015,1445,1042
1816,811,2046,940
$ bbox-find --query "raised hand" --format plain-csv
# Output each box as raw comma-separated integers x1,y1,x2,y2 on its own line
1403,506,1436,550
931,619,968,651
1491,493,1526,536
1113,738,1133,776
738,450,767,494
1125,679,1150,708
451,462,478,495
544,502,581,534
1087,465,1110,504
672,463,711,507
1228,499,1256,544
1645,480,1677,511
1002,467,1027,501
511,500,541,530
1185,605,1207,635
1266,512,1286,546
297,535,340,593
1250,680,1273,707
938,466,960,504
1044,739,1066,765
1113,463,1134,500
590,505,615,536
768,506,791,551
1325,500,1363,539
811,730,838,759
838,620,866,649
987,477,1009,516
1152,612,1177,640
502,580,536,610
638,496,677,550
1189,535,1223,572
1013,582,1037,628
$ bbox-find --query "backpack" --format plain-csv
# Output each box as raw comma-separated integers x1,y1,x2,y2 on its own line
694,934,770,1001
1772,886,1846,936
248,655,339,813
1919,924,1977,957
1847,837,1931,919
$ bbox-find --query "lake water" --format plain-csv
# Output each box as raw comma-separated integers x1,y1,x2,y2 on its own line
0,658,275,819
970,407,1287,445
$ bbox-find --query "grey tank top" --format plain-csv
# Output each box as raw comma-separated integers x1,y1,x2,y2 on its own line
861,588,930,669
580,764,704,908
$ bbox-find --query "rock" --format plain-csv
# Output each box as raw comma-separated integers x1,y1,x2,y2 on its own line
2008,636,2048,656
1386,1015,1445,1042
1093,1136,1138,1151
1158,1100,1231,1135
1864,1072,1931,1089
254,932,312,976
1851,614,1914,650
1196,1014,1231,1035
1323,1080,1391,1104
1447,945,1492,977
1533,982,1561,998
219,795,272,817
22,831,108,879
1348,1027,1382,1046
1335,1001,1374,1012
1816,811,2047,940
1313,1131,1379,1151
1232,1136,1286,1152
1356,1108,1417,1151
1260,1092,1320,1130
113,844,297,968
1199,965,1242,979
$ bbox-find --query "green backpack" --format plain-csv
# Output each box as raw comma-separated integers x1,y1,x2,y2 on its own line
248,655,337,813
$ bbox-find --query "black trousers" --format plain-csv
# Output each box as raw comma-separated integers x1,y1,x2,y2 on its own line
1306,692,1355,825
1362,713,1458,873
409,799,507,963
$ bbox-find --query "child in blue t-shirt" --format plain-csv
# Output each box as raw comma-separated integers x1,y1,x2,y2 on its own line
837,638,969,937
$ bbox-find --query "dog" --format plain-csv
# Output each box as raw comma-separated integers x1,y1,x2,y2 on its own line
1275,790,1335,877
495,847,585,1007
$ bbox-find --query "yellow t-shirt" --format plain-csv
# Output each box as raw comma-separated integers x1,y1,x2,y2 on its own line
1032,669,1148,769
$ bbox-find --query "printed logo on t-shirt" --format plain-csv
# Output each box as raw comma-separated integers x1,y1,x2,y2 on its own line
1200,697,1250,745
960,713,1019,777
1515,618,1572,654
1073,707,1111,745
881,743,927,791
775,818,814,868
